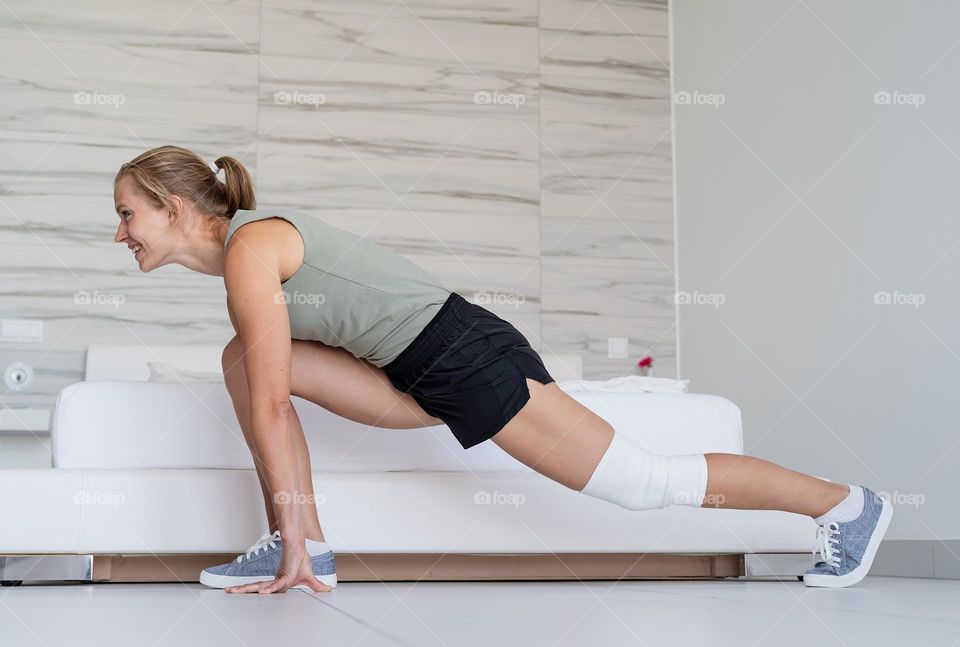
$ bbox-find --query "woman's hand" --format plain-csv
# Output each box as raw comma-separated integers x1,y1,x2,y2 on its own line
224,542,333,594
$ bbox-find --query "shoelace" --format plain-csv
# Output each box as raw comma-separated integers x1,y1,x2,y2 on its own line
236,530,281,564
812,521,841,568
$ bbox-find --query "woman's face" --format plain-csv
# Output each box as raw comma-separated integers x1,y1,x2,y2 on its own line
113,174,176,271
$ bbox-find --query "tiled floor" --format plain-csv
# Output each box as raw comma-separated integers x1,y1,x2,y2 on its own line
1,577,957,646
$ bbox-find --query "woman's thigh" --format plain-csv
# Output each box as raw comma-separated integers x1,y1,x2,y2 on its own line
289,339,443,429
490,379,614,491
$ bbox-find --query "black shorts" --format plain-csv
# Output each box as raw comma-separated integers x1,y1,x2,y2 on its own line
382,292,555,449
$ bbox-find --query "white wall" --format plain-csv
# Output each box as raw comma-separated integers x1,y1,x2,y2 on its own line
673,0,960,539
0,0,675,425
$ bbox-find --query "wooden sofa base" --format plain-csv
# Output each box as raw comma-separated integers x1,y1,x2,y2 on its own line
91,553,745,583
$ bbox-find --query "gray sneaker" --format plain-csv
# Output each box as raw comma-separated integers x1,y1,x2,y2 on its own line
199,530,337,590
803,486,893,588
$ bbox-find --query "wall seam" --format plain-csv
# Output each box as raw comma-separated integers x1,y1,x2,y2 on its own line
668,0,681,379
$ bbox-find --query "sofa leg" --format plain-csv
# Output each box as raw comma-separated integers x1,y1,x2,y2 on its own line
741,553,811,580
0,555,93,584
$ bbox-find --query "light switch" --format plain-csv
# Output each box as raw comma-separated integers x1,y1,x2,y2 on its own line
0,319,43,343
607,337,629,358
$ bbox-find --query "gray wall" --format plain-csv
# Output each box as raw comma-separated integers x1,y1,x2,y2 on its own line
673,0,960,541
1,0,675,423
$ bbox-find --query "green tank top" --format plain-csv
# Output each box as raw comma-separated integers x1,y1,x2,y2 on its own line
224,208,451,368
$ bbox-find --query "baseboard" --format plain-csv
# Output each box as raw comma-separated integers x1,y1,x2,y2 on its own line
870,539,960,579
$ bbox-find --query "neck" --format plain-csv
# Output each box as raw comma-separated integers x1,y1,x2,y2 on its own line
170,218,231,277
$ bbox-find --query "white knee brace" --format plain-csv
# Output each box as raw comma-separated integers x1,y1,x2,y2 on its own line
580,431,708,510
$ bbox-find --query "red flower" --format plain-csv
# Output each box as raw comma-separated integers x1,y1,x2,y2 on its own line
637,356,653,368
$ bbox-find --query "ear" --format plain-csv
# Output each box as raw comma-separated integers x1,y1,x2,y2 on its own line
167,194,185,223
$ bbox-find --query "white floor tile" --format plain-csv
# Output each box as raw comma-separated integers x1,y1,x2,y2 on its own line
0,576,956,647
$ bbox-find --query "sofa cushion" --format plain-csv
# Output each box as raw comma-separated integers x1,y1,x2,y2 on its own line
51,381,743,471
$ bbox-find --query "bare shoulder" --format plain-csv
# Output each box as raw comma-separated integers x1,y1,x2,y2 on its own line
224,216,304,285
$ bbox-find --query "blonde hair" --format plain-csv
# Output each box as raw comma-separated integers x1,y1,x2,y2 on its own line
114,145,256,219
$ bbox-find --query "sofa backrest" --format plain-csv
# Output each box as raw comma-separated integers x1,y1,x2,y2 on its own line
54,344,585,472
84,343,584,382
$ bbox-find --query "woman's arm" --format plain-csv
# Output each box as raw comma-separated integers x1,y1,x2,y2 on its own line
223,227,305,543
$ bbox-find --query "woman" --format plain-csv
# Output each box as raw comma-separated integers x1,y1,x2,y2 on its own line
113,146,892,594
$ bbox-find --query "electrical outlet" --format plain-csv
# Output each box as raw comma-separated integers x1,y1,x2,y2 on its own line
4,362,34,391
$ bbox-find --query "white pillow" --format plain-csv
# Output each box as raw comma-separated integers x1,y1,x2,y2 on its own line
146,361,224,383
558,375,689,394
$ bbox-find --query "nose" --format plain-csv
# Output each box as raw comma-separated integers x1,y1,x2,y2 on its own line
114,221,125,243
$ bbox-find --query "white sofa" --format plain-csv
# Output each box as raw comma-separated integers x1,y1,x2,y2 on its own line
0,344,818,584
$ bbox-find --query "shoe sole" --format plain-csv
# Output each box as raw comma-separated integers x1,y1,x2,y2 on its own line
803,498,893,588
199,571,337,590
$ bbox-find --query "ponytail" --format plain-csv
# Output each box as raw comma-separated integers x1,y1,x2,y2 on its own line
211,155,257,217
